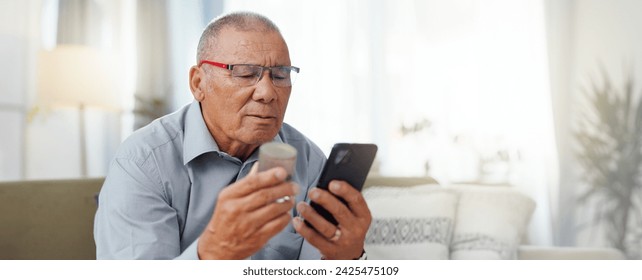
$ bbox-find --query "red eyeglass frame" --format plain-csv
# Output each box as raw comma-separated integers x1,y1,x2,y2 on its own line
198,60,300,73
198,60,233,70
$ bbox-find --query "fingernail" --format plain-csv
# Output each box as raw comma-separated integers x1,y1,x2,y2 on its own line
292,216,302,227
296,203,305,214
275,169,287,180
330,182,341,192
309,189,319,200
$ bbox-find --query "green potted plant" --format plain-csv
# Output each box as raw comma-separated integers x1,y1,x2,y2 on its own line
574,68,642,259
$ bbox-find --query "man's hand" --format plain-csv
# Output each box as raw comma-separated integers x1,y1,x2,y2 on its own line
292,180,371,260
197,166,299,259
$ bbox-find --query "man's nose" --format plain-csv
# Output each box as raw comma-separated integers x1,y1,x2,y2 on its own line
252,70,278,102
255,68,271,83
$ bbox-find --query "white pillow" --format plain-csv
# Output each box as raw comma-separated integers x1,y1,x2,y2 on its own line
363,184,458,260
448,185,536,259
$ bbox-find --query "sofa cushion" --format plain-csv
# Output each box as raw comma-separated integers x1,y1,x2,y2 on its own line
517,245,626,260
0,178,104,259
449,184,536,259
363,184,458,259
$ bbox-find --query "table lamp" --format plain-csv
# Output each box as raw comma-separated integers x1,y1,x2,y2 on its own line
37,45,119,177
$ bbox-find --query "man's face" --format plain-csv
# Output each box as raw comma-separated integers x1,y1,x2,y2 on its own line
192,27,292,154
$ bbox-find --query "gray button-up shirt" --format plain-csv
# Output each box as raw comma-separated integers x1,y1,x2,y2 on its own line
94,101,325,259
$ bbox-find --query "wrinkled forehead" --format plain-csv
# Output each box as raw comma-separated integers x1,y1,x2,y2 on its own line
208,28,290,62
235,38,287,53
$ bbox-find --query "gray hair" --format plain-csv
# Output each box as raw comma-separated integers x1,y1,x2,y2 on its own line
196,11,282,62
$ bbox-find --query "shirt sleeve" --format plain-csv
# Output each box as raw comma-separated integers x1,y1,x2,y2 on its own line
94,156,189,259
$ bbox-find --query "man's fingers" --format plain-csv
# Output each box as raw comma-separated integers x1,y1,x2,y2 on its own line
238,181,299,211
327,180,371,220
246,195,296,229
292,216,336,253
296,202,339,240
307,187,355,227
293,213,367,260
225,166,289,198
254,212,292,241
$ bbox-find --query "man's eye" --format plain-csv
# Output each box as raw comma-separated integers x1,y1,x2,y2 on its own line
233,70,256,77
232,67,258,77
272,70,290,79
234,74,257,79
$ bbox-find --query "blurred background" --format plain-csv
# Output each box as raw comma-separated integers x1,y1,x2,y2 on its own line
1,0,641,257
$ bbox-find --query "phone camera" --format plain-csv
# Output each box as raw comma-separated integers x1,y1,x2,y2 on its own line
334,149,352,165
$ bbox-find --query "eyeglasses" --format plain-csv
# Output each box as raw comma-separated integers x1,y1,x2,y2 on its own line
199,60,300,87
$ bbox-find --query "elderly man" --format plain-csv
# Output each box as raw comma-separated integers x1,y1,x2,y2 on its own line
94,11,371,260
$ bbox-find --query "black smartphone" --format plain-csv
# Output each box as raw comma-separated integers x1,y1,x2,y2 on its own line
305,143,378,228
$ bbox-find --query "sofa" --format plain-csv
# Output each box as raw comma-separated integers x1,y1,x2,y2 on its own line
0,178,103,259
361,176,626,260
0,176,625,259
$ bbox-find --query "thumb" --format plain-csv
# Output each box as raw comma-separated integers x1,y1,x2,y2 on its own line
249,162,259,175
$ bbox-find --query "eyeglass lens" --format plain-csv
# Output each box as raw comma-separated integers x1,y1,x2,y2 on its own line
231,65,297,87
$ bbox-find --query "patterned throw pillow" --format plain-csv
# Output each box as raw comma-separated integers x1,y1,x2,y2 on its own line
449,185,536,259
363,184,459,259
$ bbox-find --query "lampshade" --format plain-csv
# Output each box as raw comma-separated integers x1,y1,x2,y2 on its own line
37,45,120,109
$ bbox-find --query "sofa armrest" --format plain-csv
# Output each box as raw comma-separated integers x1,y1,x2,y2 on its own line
518,245,626,260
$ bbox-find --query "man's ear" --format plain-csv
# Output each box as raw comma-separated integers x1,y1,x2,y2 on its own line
189,66,205,101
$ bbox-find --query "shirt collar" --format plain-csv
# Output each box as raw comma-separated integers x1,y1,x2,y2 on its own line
182,100,285,165
183,101,220,165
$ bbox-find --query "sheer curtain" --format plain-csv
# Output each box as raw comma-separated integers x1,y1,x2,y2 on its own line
224,0,382,156
24,0,134,179
223,0,558,245
132,0,172,129
134,0,222,128
547,0,642,257
0,0,35,181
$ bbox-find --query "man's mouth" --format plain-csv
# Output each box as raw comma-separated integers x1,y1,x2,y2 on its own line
248,114,276,119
